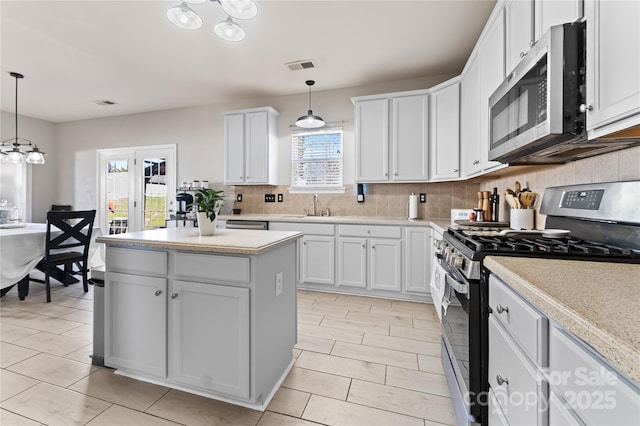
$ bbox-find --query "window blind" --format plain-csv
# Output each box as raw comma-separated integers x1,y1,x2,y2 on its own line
291,127,343,190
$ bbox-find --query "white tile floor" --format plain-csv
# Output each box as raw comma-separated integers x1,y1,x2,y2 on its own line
1,282,456,425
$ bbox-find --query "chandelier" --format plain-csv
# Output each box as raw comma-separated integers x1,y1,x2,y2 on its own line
1,72,46,165
167,0,258,42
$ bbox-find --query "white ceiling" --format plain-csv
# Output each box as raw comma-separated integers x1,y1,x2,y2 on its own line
1,0,496,123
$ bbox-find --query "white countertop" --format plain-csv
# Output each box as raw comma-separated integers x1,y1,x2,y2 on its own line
96,227,302,255
485,256,640,383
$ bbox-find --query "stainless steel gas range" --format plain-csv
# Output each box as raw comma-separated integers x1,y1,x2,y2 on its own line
435,181,640,426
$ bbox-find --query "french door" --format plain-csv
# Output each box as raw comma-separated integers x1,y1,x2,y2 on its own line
97,145,176,234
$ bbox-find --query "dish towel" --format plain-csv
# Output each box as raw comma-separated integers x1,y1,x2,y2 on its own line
430,256,450,322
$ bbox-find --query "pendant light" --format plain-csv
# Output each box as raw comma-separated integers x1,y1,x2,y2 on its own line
0,72,46,164
167,0,257,41
296,80,325,129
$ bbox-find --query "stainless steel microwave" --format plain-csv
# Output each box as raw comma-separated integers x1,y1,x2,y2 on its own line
489,22,588,164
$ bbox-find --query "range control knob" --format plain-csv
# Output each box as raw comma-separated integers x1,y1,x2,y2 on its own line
452,255,464,270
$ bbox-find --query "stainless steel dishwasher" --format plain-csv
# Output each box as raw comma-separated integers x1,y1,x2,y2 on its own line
225,220,269,230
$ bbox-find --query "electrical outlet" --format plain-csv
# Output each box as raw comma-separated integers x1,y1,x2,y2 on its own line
419,193,427,203
236,194,242,202
277,194,283,202
275,272,283,296
264,194,276,202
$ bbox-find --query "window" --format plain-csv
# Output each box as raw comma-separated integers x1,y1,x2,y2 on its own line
290,127,343,192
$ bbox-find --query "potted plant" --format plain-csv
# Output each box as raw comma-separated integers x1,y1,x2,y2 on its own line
192,188,224,236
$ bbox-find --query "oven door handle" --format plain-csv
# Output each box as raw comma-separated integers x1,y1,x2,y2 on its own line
445,273,468,294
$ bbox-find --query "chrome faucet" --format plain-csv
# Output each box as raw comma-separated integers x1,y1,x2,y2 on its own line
312,193,319,216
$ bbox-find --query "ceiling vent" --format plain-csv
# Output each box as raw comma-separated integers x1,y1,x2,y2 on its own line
93,99,117,106
285,60,317,71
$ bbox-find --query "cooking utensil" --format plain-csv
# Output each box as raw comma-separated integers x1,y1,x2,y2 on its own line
515,181,521,195
520,192,538,209
505,193,518,209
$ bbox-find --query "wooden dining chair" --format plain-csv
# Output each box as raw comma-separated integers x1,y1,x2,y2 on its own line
34,209,96,302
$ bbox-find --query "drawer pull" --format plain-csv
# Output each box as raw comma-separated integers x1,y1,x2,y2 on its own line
154,290,163,296
171,293,179,299
496,374,509,386
496,304,509,314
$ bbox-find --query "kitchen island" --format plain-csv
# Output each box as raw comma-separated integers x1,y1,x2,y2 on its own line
96,227,302,410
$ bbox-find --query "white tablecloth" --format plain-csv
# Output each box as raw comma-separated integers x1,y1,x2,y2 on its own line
0,223,104,289
0,223,48,289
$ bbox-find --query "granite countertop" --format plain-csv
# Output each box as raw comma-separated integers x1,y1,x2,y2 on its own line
219,213,451,234
484,256,640,383
96,227,302,255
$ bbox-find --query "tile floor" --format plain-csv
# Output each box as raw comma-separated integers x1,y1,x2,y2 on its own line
1,282,456,425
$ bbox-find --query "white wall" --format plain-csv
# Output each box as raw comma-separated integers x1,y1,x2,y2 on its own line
48,74,454,216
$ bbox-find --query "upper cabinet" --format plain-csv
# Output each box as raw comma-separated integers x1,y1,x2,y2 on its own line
461,8,506,177
353,92,429,183
223,107,279,185
505,0,534,75
584,0,640,138
535,0,583,39
430,79,460,181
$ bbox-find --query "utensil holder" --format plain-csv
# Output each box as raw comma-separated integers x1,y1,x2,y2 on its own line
510,209,534,230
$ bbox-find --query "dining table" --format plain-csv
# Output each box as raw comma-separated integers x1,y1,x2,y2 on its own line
0,223,103,300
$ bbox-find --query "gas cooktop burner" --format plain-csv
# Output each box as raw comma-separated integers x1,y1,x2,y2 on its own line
446,228,640,262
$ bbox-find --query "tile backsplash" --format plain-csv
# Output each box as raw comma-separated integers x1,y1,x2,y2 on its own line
228,182,482,220
479,145,640,228
216,145,639,225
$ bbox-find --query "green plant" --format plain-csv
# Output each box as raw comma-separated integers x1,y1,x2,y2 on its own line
192,188,224,221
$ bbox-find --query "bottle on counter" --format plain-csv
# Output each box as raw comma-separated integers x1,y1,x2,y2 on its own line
490,187,500,222
481,191,491,221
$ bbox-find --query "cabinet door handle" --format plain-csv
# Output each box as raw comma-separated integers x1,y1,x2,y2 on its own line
384,172,388,177
372,245,376,249
453,169,459,173
171,293,179,299
394,172,398,176
362,244,366,248
154,290,163,296
496,374,509,386
520,51,527,58
579,104,593,113
496,304,509,314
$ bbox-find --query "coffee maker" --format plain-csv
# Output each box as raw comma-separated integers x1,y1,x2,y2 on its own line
176,192,193,218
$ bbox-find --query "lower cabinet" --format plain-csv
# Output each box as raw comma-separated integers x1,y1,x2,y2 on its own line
106,271,167,378
171,280,249,398
337,237,367,288
300,235,335,285
403,226,432,295
489,271,640,425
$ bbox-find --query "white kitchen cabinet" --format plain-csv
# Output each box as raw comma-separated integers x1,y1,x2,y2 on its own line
505,0,534,75
223,107,279,185
269,222,336,287
429,80,460,181
300,235,335,285
337,237,367,288
403,226,431,294
105,271,167,378
535,0,583,40
337,224,402,292
353,92,429,183
171,280,249,398
369,238,402,292
461,8,506,177
549,325,640,426
585,0,640,138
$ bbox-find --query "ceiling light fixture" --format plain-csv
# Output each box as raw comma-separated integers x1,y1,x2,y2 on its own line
1,72,46,165
167,0,257,42
296,80,325,129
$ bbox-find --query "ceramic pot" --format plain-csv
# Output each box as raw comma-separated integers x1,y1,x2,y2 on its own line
196,212,217,236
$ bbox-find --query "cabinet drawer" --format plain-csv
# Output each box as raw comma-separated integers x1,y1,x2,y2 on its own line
270,222,335,235
338,224,401,238
489,316,548,426
488,388,510,426
106,247,167,276
174,252,250,284
549,325,640,426
489,274,548,366
549,391,584,426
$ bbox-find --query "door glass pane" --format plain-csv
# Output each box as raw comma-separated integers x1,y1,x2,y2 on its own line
143,157,167,230
107,159,129,234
